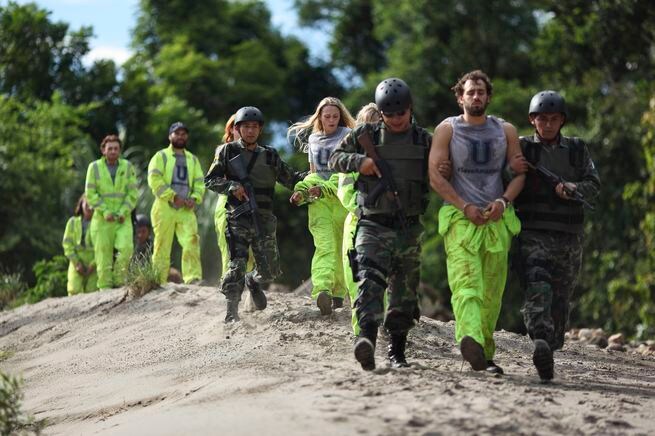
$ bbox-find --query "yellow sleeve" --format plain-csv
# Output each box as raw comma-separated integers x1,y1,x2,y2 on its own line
147,151,175,202
62,218,79,262
190,155,206,204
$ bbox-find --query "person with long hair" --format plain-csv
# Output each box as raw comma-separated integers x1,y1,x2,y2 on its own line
289,97,355,315
62,194,97,295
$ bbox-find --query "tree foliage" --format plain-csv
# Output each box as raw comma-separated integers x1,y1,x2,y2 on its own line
1,0,654,337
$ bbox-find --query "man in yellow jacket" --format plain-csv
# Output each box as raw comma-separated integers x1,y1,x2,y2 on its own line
85,134,138,289
148,122,205,284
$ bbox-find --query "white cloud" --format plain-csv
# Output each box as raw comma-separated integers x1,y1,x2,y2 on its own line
84,45,131,65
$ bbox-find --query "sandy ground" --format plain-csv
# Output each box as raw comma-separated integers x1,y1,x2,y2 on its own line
1,284,654,436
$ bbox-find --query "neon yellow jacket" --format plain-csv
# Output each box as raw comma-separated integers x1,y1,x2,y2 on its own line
85,157,138,220
147,145,205,205
62,216,95,265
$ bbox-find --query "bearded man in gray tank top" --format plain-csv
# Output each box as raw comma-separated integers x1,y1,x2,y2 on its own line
428,70,526,375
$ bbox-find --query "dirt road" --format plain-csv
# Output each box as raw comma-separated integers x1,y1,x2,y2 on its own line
1,284,654,435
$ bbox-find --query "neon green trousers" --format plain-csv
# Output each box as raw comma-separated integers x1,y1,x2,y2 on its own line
152,200,202,284
90,217,133,289
67,255,97,295
342,212,360,334
308,196,348,300
215,194,230,276
439,205,521,360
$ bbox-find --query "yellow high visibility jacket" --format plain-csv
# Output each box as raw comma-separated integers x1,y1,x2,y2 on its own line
147,145,205,205
62,216,95,265
85,157,138,219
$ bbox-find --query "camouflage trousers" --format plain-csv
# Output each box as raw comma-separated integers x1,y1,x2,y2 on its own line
221,212,281,301
351,217,422,335
515,229,583,350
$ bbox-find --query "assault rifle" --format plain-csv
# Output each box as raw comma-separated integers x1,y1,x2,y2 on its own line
357,131,408,231
528,162,594,210
228,153,262,235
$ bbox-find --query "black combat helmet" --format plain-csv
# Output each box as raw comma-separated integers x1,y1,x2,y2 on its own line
234,106,264,126
529,90,567,118
135,214,151,228
375,78,412,114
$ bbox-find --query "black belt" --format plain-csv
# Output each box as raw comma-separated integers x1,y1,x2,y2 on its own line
361,214,419,229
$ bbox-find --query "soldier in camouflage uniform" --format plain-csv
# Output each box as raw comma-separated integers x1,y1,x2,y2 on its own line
329,78,432,370
509,91,600,381
205,107,305,322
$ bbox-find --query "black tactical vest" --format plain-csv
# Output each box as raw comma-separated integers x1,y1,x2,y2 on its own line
226,142,278,211
515,135,586,234
356,124,429,217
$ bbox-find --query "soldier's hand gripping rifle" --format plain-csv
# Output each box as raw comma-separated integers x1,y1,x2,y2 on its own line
357,131,408,231
527,162,594,210
228,153,262,235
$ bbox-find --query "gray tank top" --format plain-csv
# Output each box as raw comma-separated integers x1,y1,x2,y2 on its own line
308,126,350,180
446,115,506,206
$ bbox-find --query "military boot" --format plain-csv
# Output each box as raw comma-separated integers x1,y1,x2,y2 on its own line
353,325,377,371
533,339,554,382
224,297,240,323
388,333,409,368
245,273,267,310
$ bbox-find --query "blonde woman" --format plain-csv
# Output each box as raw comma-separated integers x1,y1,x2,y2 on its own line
62,194,97,295
337,103,381,334
289,97,355,315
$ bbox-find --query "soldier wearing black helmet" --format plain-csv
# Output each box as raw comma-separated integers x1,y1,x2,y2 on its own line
509,90,600,382
329,78,432,370
205,106,306,323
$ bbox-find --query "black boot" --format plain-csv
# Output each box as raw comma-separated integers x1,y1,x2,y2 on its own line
485,360,504,375
332,296,344,309
353,325,377,371
388,333,409,368
533,339,554,382
460,336,487,371
245,274,267,310
225,298,240,323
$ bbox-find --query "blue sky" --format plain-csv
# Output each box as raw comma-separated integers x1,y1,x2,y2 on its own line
10,0,327,65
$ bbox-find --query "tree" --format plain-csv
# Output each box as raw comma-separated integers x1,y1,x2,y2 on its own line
0,94,96,281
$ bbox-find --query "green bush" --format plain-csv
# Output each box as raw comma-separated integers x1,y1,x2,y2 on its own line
0,270,26,310
0,371,44,435
126,255,160,298
19,256,68,305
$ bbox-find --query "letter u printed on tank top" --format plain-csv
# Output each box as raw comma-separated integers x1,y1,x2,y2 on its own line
317,148,332,167
466,140,492,165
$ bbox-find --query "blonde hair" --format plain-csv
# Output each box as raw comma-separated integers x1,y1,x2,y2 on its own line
287,97,356,151
222,113,237,143
355,103,381,125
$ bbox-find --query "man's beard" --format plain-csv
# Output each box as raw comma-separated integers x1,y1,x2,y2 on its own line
465,101,488,117
172,140,187,149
